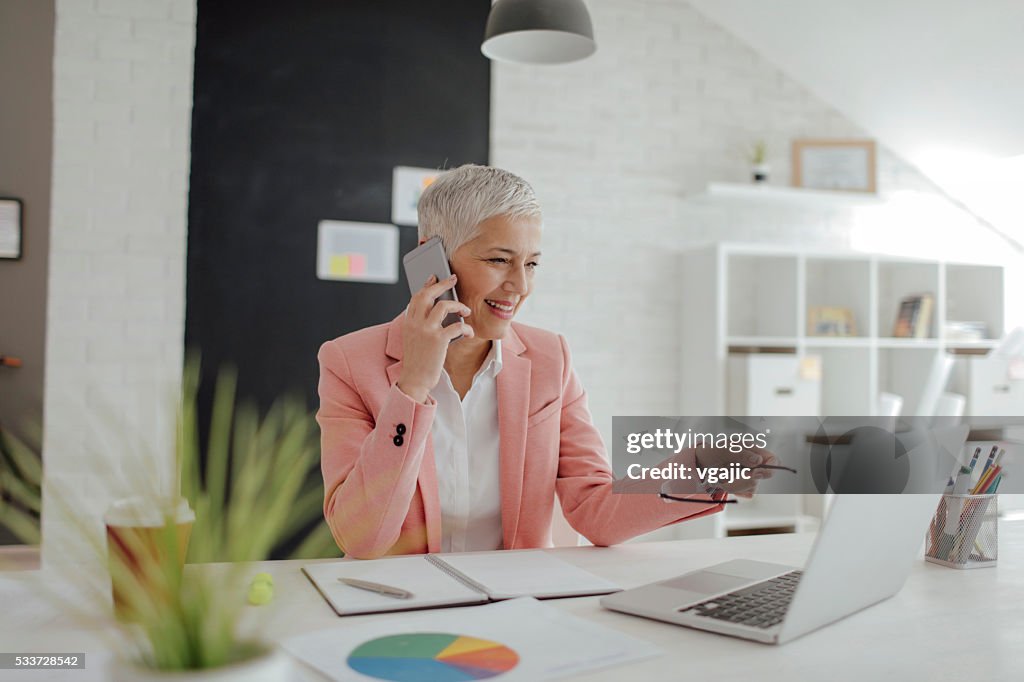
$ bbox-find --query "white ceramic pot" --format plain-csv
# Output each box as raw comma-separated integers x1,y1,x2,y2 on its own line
752,163,771,183
109,646,290,682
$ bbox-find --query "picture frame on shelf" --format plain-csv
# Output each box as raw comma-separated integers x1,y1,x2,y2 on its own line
0,198,23,260
808,306,857,337
792,139,877,193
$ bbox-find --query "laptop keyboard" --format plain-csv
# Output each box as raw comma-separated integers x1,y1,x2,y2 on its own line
681,570,803,629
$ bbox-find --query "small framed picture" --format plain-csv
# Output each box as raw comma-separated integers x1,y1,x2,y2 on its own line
392,166,441,226
0,198,22,260
808,306,857,337
792,139,877,193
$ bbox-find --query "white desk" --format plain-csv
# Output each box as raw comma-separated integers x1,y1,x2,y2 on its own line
2,521,1022,681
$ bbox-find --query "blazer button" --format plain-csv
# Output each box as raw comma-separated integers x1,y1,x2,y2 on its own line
393,435,404,447
396,423,406,435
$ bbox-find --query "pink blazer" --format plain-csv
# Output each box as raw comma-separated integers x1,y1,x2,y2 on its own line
317,313,723,559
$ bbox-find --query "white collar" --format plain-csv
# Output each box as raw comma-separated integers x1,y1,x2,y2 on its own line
482,339,503,378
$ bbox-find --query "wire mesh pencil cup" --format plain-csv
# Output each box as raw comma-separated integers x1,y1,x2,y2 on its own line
925,494,998,569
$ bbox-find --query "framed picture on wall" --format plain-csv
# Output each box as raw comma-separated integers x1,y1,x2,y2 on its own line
792,139,877,193
0,198,23,260
392,166,441,226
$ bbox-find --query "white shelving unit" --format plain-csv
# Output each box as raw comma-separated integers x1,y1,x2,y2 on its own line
681,243,1006,417
678,243,1007,537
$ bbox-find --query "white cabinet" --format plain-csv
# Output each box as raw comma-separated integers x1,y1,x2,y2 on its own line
727,354,821,416
955,356,1024,417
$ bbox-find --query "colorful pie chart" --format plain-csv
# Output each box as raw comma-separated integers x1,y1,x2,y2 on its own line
347,632,519,681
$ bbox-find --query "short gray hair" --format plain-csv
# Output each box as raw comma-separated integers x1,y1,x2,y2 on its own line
417,164,542,255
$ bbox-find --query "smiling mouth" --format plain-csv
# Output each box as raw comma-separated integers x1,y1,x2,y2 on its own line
485,300,515,312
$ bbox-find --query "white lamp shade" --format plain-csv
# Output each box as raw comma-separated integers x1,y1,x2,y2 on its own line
482,0,597,65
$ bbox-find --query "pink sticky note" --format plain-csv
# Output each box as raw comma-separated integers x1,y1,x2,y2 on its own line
347,252,367,276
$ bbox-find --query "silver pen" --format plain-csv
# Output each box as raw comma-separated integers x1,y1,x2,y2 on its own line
338,577,413,599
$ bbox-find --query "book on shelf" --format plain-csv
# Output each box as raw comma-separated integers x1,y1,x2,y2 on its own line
893,293,933,339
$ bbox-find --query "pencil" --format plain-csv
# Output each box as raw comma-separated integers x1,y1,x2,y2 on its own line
973,465,1001,495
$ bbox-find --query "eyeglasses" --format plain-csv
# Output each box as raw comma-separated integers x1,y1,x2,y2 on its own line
753,463,798,474
659,493,738,504
658,464,799,503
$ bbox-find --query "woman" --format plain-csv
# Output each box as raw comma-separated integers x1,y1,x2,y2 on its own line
317,165,772,559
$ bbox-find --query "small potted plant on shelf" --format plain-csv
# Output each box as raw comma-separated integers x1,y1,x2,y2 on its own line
748,140,770,183
45,358,338,681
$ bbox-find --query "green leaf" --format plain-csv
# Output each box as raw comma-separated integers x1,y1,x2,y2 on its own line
289,522,341,560
278,484,326,541
0,428,43,486
0,468,42,513
205,368,237,530
0,504,41,544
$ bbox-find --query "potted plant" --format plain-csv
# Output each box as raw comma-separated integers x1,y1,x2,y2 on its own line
45,358,338,680
748,140,770,183
0,425,42,546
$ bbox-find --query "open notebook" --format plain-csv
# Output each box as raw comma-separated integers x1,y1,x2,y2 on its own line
302,550,621,616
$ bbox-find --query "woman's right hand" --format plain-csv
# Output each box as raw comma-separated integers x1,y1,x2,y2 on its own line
694,446,778,498
396,274,474,403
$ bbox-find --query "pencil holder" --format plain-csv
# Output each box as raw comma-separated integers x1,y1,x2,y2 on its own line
925,494,998,569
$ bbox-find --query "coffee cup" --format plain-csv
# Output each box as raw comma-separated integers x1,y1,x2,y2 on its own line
104,496,195,620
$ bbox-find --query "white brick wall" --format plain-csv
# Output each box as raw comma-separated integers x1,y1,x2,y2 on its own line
492,0,1022,452
42,0,196,568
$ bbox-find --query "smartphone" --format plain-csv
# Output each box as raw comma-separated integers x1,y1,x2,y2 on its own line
402,236,464,337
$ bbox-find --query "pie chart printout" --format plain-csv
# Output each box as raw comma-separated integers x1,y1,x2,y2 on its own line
347,632,520,681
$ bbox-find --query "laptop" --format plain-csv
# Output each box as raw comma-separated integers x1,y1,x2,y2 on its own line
600,424,968,644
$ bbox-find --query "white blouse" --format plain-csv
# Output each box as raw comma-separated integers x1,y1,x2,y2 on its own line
429,340,504,553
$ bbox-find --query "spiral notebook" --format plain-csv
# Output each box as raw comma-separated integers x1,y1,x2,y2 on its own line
302,550,620,616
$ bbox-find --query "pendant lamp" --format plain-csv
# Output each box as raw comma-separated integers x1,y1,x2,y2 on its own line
481,0,597,65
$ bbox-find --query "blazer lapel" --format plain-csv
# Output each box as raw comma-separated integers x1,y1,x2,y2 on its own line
496,326,529,549
384,314,442,553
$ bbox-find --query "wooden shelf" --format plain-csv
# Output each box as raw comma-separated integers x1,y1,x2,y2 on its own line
0,545,40,571
944,339,999,349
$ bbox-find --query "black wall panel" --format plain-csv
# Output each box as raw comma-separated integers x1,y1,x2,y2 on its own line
186,0,491,411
